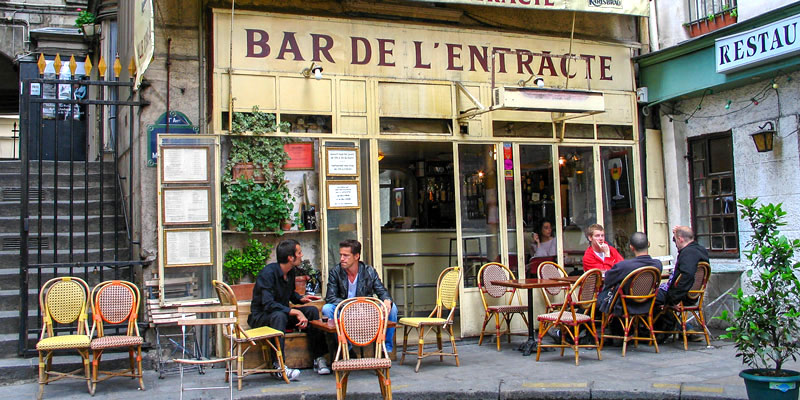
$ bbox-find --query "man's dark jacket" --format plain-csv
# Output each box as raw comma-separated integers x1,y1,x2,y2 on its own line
325,261,392,307
662,241,709,306
248,262,303,328
597,255,663,316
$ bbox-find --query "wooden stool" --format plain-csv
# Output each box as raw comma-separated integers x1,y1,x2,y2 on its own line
384,262,415,317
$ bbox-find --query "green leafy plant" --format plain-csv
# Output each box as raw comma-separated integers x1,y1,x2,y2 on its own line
222,178,293,233
223,238,273,283
730,7,738,18
707,13,716,22
296,259,320,290
717,198,800,375
231,106,289,135
75,9,96,28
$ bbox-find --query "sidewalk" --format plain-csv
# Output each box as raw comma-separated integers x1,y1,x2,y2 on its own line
2,330,784,399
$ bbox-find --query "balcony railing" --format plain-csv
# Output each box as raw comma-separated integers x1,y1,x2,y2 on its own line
687,0,737,25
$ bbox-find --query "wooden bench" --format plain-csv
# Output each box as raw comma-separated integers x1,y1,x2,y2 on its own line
144,274,204,378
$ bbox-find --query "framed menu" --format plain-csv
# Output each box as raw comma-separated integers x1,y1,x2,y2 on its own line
161,147,209,183
164,228,213,267
327,180,360,209
284,142,315,170
162,187,210,224
325,147,359,176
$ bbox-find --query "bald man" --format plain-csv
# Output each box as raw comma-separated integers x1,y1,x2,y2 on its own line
656,226,709,306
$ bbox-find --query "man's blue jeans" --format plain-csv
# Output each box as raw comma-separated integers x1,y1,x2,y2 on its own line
322,302,397,352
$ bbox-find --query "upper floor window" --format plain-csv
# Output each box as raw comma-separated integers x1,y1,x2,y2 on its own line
685,0,738,37
689,132,738,257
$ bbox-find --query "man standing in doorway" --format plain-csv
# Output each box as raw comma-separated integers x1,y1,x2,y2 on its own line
249,239,330,378
323,239,398,353
582,223,625,272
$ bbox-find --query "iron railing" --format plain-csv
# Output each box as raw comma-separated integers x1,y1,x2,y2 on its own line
687,0,737,25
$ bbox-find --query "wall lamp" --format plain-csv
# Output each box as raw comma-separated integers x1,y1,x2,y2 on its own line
751,121,775,152
518,74,545,88
302,62,323,80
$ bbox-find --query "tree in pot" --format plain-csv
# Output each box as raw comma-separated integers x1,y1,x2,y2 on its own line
717,198,800,399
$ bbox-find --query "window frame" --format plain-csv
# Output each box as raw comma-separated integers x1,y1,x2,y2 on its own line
688,131,739,258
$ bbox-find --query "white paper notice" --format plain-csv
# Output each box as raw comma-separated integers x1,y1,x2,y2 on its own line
165,229,212,266
326,149,358,176
328,182,359,209
163,189,210,224
162,148,208,182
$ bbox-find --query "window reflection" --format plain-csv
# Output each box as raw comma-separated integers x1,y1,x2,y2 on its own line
601,146,637,259
557,146,595,273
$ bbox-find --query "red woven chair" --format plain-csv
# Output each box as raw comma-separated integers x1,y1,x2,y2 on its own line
36,277,92,400
537,261,568,312
89,280,144,394
477,262,529,351
536,269,603,366
655,262,712,350
600,267,661,356
332,297,392,400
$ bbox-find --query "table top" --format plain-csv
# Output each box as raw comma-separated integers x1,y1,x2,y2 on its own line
309,319,397,334
491,278,570,289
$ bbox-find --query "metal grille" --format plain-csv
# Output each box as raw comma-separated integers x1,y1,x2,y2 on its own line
687,0,737,24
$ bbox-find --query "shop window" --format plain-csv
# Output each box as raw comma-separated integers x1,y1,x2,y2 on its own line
283,114,332,134
690,132,738,257
493,121,553,138
380,117,452,134
600,146,637,259
557,146,595,273
563,123,594,139
597,125,633,140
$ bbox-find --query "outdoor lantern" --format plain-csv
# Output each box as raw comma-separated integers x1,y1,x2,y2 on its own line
750,121,775,152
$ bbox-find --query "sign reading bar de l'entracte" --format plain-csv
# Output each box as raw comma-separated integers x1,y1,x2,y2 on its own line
715,13,800,74
404,0,649,17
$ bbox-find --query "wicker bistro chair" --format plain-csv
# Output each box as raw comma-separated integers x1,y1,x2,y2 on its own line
537,261,568,313
174,305,238,400
654,262,712,350
332,297,392,400
477,263,529,351
399,266,463,372
89,280,145,394
35,277,92,400
536,269,603,366
599,267,661,357
212,280,291,389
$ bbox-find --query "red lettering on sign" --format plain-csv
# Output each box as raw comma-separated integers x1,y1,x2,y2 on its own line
537,51,557,76
377,39,396,66
494,47,510,73
560,54,578,79
581,54,595,79
599,56,613,80
245,29,270,58
351,37,371,65
414,41,431,69
276,32,304,61
468,46,488,72
516,49,534,74
446,44,463,71
311,34,335,63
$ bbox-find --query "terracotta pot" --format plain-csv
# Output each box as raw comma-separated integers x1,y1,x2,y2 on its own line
282,220,293,231
295,275,309,295
232,162,266,183
229,283,255,301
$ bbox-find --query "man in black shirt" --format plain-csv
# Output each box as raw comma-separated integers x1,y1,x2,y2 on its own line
249,239,329,378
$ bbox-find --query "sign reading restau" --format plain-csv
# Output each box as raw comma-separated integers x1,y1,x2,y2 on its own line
715,13,800,74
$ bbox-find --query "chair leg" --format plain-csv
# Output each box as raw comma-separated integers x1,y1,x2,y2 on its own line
448,325,459,367
479,313,490,346
273,338,290,384
82,349,92,395
415,327,425,373
400,326,409,365
494,312,501,351
536,322,547,362
136,345,145,391
237,343,244,391
91,350,100,395
37,351,46,400
384,368,392,400
680,311,689,351
436,327,443,361
591,322,602,361
573,325,580,366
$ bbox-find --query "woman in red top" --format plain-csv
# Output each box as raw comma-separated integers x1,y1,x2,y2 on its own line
582,224,624,272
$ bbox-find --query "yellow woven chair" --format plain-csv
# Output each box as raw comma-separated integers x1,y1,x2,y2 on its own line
212,280,291,389
332,297,392,400
599,267,661,357
537,261,568,313
399,266,462,372
535,269,603,366
89,280,144,394
654,262,712,350
477,262,528,351
36,277,92,400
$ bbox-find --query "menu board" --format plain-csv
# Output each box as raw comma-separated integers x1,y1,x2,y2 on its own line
162,188,210,224
164,228,213,266
161,147,209,183
327,180,360,209
326,147,359,176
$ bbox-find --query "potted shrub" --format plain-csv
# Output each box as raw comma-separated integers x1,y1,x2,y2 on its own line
75,9,97,36
717,198,800,400
294,260,320,296
221,177,294,233
223,238,273,284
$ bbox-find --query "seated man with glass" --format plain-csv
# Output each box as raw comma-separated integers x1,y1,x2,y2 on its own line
323,239,398,353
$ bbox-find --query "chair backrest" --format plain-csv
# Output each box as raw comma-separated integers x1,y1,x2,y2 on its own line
428,266,462,321
212,280,243,338
40,277,91,336
538,262,567,296
478,262,514,298
607,267,660,315
333,297,388,360
686,262,711,301
569,269,603,307
91,280,140,337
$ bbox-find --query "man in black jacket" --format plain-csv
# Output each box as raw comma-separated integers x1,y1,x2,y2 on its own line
597,232,663,316
322,239,397,352
249,239,329,378
656,226,709,306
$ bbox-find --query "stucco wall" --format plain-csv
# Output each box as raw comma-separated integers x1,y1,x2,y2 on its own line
659,70,800,273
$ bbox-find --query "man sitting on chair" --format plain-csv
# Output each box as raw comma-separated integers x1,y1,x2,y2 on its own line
582,223,624,272
656,226,709,307
597,232,663,317
323,239,398,353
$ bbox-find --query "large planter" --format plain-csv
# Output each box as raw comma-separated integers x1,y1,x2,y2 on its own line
232,162,266,183
740,369,800,400
295,275,309,295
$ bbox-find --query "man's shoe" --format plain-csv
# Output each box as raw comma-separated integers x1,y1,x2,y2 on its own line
272,363,301,381
313,356,331,375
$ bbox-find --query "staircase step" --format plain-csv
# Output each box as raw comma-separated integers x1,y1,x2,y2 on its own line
0,186,118,202
0,160,113,175
0,231,128,253
0,248,132,268
0,172,118,188
0,199,120,217
0,266,136,291
0,215,126,233
0,310,38,335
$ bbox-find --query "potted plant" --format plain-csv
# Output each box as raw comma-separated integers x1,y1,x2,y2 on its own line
294,259,320,296
223,238,273,284
221,177,294,233
717,198,800,400
75,9,97,36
